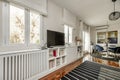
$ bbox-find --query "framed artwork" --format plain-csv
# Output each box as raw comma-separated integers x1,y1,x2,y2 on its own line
97,31,118,44
97,32,106,43
108,31,118,44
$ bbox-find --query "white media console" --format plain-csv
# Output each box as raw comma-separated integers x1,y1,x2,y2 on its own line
0,46,83,80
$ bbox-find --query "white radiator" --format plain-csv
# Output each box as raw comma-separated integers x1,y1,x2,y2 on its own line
0,49,48,80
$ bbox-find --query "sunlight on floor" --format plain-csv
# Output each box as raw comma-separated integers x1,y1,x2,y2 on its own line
82,54,92,62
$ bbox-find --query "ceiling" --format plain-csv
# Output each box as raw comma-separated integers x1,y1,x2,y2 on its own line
52,0,120,26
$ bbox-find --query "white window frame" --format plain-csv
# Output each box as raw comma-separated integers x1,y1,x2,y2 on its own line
64,24,73,45
29,10,42,45
68,27,73,44
9,3,26,45
2,2,43,47
64,24,69,44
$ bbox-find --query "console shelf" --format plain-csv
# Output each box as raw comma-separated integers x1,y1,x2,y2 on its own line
48,47,66,69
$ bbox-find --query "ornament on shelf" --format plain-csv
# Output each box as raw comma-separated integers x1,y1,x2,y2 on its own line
75,36,82,46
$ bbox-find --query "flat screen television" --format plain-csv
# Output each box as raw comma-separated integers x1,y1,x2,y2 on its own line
47,30,65,47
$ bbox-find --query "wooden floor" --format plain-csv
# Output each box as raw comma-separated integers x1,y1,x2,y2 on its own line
40,54,120,80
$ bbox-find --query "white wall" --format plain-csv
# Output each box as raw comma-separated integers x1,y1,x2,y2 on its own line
76,18,81,38
44,0,63,33
44,0,79,44
90,23,120,46
0,0,80,52
90,27,96,43
6,0,47,15
0,1,2,45
63,9,76,27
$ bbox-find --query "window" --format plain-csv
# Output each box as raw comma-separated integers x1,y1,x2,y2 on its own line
69,27,73,43
64,25,69,43
8,4,42,45
64,25,73,44
82,25,90,52
84,31,90,51
97,31,118,44
30,11,41,44
10,5,25,44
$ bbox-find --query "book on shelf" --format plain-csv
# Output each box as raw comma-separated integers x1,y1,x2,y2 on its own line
59,49,64,56
62,57,65,63
56,58,60,66
49,60,55,69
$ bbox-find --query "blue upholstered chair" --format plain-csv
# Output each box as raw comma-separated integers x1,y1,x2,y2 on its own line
93,45,106,53
95,45,104,52
109,47,120,59
109,47,120,53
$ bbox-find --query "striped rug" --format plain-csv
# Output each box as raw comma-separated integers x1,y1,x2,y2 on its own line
61,61,120,80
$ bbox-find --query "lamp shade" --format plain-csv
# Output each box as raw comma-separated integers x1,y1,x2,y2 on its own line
109,11,120,21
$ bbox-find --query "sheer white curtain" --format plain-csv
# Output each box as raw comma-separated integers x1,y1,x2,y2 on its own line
83,23,90,53
84,31,90,52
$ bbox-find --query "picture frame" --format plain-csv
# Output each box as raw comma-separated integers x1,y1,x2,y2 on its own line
97,31,118,44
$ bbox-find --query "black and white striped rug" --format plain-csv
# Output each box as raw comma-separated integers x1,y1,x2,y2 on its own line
61,61,120,80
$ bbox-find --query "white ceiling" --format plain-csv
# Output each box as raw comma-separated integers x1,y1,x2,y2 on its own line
52,0,120,26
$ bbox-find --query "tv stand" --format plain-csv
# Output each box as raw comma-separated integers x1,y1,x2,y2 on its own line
48,46,66,69
48,46,54,48
48,45,65,48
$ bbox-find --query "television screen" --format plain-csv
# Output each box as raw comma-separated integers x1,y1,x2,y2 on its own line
47,30,65,47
